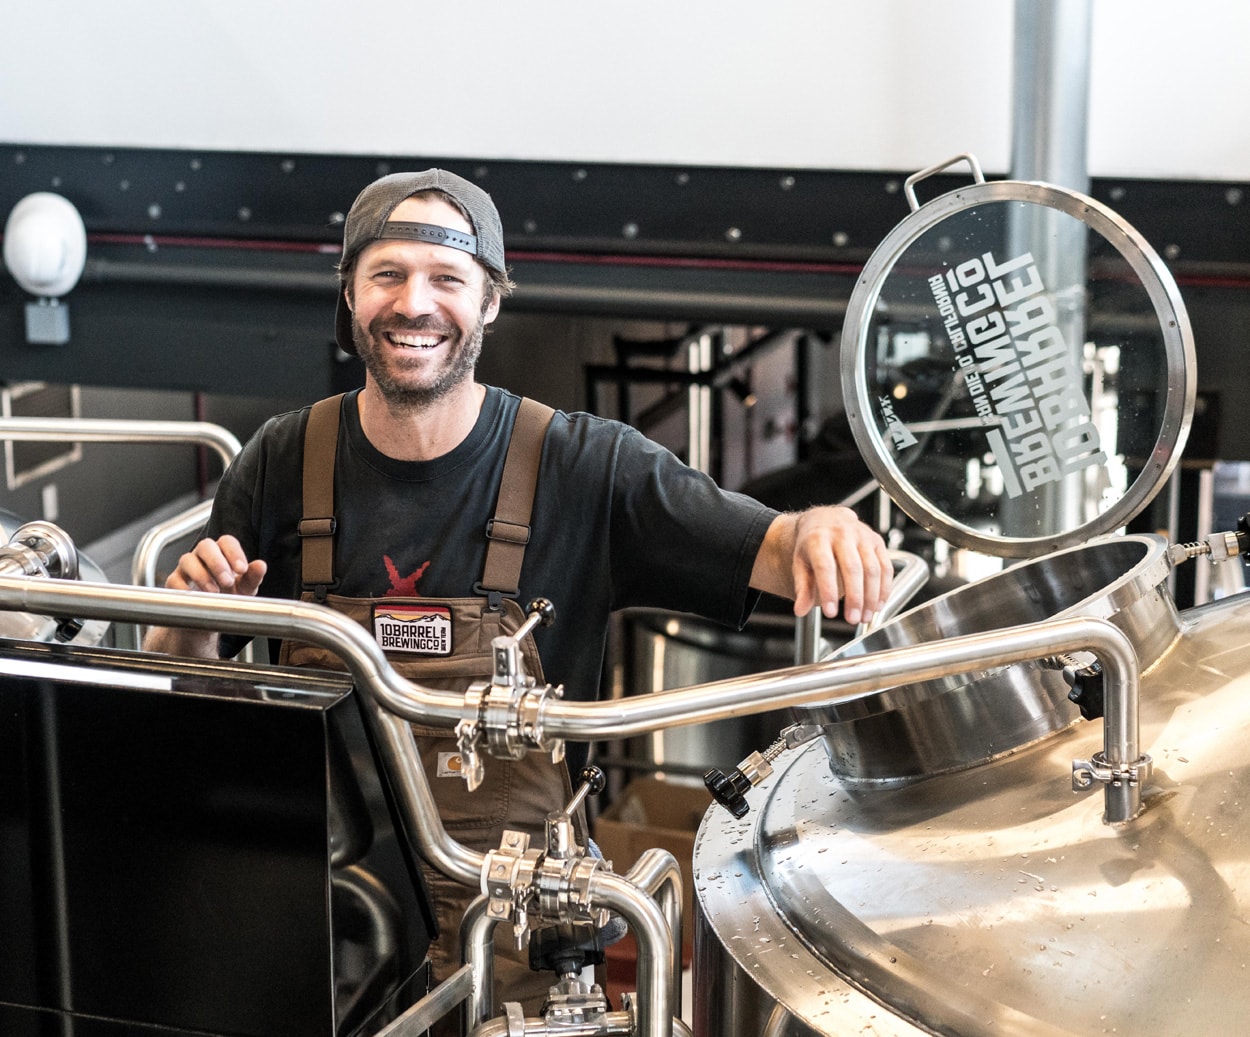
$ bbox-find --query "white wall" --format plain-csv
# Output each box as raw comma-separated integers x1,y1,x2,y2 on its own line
2,0,1246,179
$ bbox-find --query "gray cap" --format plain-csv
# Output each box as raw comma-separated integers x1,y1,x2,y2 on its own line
334,168,505,354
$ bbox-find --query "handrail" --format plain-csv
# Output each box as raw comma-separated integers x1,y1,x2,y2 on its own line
794,549,930,666
0,415,241,584
0,416,242,645
131,499,215,587
0,416,241,469
130,498,215,646
862,548,930,633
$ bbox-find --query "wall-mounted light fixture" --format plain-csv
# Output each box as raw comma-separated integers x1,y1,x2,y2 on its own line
3,192,88,345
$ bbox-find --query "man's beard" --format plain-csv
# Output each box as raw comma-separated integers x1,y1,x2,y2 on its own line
352,312,486,410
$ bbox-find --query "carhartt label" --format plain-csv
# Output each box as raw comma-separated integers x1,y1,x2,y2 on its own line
437,752,463,778
373,603,453,655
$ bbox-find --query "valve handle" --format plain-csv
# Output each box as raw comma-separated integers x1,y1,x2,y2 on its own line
1064,658,1106,722
511,597,557,644
578,765,606,796
565,764,606,817
1237,513,1250,558
525,597,557,627
704,765,753,819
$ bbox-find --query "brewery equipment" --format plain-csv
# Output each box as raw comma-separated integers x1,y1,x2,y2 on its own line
690,156,1250,1037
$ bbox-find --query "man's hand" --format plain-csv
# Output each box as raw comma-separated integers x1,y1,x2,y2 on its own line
164,534,267,595
141,535,267,657
751,506,892,626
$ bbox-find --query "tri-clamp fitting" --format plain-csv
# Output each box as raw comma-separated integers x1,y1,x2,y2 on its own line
0,521,86,642
1071,751,1154,795
0,521,80,580
480,766,611,948
454,597,567,791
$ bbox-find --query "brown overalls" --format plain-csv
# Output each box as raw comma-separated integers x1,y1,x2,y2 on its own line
278,393,586,1015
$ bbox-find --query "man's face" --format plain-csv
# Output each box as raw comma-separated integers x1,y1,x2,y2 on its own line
346,195,500,407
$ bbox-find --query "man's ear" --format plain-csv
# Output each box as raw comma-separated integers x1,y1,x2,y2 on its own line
482,288,502,326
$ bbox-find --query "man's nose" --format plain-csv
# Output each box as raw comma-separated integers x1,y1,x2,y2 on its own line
394,276,437,317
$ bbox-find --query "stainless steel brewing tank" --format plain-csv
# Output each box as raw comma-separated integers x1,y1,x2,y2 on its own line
692,586,1250,1036
690,156,1211,1035
810,533,1178,785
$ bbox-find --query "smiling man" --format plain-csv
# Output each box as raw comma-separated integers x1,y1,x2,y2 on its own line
142,168,891,1012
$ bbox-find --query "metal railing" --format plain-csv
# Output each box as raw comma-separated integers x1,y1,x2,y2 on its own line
0,415,241,644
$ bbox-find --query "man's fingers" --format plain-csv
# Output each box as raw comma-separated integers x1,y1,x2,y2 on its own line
167,537,261,595
788,507,892,625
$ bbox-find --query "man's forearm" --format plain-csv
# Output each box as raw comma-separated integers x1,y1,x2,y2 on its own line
141,624,222,659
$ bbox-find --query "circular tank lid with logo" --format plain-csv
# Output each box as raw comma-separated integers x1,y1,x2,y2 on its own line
840,153,1196,558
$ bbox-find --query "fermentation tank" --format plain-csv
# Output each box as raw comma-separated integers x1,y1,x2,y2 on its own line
690,155,1248,1035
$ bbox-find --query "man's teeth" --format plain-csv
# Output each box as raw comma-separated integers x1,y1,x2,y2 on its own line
390,332,442,348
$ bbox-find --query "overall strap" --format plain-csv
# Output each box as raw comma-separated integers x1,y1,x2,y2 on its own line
297,393,345,600
296,393,554,608
476,397,555,609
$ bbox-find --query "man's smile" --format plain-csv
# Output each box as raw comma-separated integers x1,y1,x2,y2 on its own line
386,331,446,349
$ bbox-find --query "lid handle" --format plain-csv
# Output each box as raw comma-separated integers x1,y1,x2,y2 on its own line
903,152,985,212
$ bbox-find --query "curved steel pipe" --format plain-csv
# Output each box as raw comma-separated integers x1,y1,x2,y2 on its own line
0,576,1142,820
0,416,242,470
460,896,499,1031
0,416,242,639
455,854,684,1032
539,618,1137,744
861,549,930,633
361,697,483,884
794,549,930,665
0,578,470,722
131,499,214,588
131,501,218,649
588,870,674,1037
623,848,685,1004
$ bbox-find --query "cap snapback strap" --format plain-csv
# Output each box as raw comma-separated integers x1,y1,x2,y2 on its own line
380,220,478,258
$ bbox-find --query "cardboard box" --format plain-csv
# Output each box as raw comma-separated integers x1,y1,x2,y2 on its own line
593,777,711,951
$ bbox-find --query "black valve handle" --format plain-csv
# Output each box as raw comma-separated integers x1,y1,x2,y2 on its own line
1237,513,1250,558
565,764,606,817
578,764,606,797
525,597,557,627
704,765,753,819
1065,659,1106,721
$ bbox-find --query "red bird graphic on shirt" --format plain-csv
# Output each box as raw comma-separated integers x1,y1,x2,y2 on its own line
383,555,431,596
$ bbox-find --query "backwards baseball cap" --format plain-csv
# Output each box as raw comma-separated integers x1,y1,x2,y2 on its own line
334,168,506,355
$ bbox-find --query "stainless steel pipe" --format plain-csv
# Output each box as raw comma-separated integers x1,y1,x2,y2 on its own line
794,548,930,665
0,416,242,645
0,575,1143,822
0,416,242,469
587,870,674,1037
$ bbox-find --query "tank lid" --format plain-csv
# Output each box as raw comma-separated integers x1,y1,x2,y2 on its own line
841,154,1195,558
